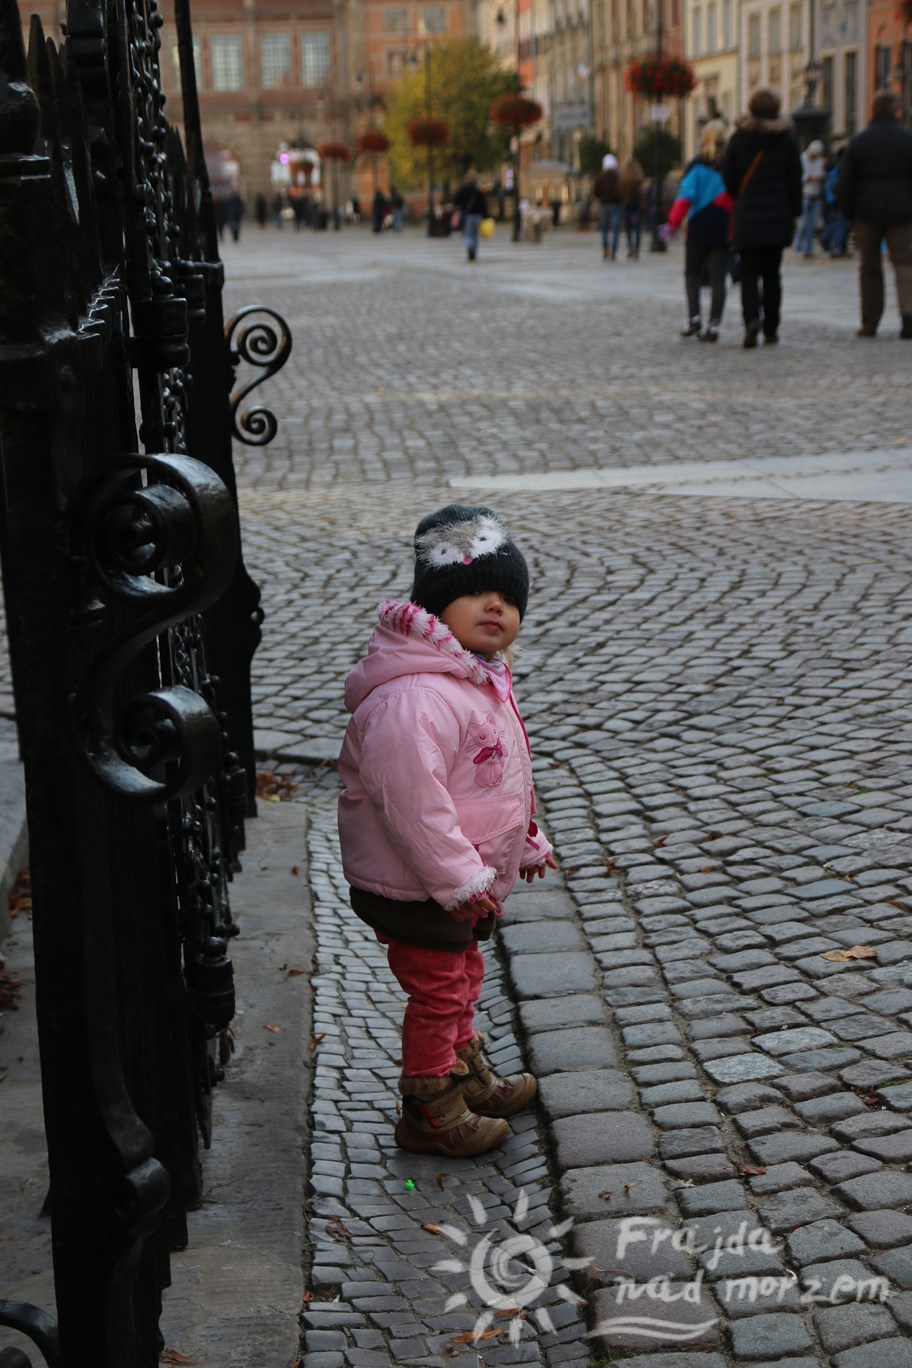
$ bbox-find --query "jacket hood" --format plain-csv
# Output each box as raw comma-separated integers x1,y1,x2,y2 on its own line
735,113,794,136
344,599,491,712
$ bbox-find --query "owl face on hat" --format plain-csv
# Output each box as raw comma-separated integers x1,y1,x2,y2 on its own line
416,512,508,571
409,504,530,621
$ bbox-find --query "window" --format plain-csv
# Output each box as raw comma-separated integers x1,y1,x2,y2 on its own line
692,6,702,56
875,44,893,90
722,0,732,45
844,50,857,134
769,8,781,53
789,1,802,49
707,2,717,51
387,49,405,74
260,33,291,88
421,5,447,33
383,6,409,31
301,32,330,86
210,34,243,91
748,12,761,58
822,53,833,113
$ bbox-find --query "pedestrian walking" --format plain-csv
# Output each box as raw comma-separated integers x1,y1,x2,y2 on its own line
271,191,284,229
372,187,388,233
337,505,557,1157
254,192,267,229
821,148,851,257
291,192,307,232
619,158,645,258
223,188,245,243
453,171,488,262
593,153,623,260
390,187,405,232
795,139,826,257
662,120,733,342
840,91,912,339
722,87,802,348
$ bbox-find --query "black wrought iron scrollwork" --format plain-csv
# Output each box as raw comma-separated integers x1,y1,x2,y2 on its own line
0,1302,59,1368
226,305,292,445
71,452,239,801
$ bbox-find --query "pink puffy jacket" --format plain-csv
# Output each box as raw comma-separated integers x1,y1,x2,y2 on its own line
338,601,552,910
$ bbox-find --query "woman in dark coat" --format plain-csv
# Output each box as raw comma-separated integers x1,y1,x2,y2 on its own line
722,88,803,348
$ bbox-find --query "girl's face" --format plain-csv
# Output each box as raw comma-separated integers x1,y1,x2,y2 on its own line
441,590,521,660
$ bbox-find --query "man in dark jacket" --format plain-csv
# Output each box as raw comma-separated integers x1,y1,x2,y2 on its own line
840,91,912,338
723,88,802,348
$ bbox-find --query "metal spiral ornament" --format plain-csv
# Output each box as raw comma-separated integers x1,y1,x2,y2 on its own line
226,305,292,446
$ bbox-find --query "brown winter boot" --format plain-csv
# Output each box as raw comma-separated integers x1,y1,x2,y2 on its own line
395,1061,510,1156
455,1033,538,1117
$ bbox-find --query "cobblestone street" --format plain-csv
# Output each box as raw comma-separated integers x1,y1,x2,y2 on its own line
225,226,912,1367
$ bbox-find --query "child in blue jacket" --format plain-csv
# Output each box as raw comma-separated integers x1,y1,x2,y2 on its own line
662,120,734,342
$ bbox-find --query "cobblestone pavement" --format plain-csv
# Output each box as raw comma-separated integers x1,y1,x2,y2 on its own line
221,229,912,1366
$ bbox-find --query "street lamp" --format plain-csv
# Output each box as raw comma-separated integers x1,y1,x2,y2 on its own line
791,0,830,148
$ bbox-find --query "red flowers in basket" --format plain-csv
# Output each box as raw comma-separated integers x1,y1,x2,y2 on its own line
489,94,543,131
317,141,351,161
356,130,391,155
407,119,450,147
625,56,697,100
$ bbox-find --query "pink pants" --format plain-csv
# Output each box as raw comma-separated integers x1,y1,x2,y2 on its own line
379,935,485,1077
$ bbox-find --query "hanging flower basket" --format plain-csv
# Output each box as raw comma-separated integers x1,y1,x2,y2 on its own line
625,57,697,100
317,141,351,162
356,130,391,155
489,94,543,131
407,119,449,148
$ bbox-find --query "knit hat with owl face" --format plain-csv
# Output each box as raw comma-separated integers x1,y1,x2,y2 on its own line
409,504,530,620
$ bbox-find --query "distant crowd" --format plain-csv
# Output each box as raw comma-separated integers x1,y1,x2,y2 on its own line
213,87,912,346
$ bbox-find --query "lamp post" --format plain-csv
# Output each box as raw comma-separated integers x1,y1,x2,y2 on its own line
490,94,543,241
649,0,668,252
791,0,830,148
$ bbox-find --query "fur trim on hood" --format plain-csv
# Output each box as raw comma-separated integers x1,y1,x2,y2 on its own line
735,113,794,135
344,600,492,713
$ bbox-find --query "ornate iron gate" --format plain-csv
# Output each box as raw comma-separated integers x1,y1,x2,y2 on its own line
0,0,289,1362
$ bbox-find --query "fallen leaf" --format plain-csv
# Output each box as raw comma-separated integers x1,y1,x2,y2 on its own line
286,968,306,978
423,1222,443,1235
739,1164,767,1176
495,1307,523,1318
310,1033,326,1047
821,945,878,962
301,1291,313,1303
435,1172,452,1190
623,1182,637,1192
264,1024,281,1033
654,834,668,848
450,1327,509,1344
160,1352,197,1365
597,1190,614,1200
291,866,300,875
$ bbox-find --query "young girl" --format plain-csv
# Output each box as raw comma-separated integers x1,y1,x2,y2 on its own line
662,119,734,343
337,505,557,1157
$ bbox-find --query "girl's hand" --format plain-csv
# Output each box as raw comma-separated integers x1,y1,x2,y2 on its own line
522,854,559,883
449,892,499,922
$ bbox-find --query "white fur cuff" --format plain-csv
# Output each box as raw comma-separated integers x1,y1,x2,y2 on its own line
446,866,496,911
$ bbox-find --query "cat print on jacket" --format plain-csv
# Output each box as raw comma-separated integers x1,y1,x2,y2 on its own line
468,713,507,787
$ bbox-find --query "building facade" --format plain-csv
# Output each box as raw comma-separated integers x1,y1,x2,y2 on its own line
590,0,685,160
